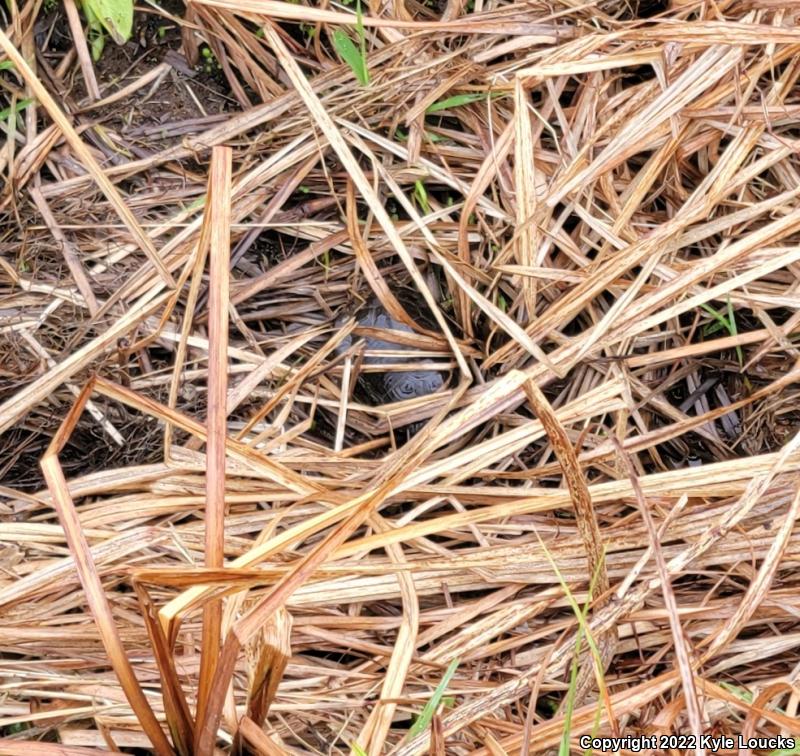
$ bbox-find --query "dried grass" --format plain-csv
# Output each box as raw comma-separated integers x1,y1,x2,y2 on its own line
2,0,800,752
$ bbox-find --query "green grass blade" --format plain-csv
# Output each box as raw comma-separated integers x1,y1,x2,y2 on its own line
726,295,743,366
356,0,368,84
558,553,602,756
426,91,504,113
700,299,742,366
536,533,610,754
718,681,752,703
426,92,486,113
498,293,508,313
559,626,586,756
583,697,603,756
406,657,459,739
538,535,607,676
700,302,731,334
414,180,430,213
0,98,33,121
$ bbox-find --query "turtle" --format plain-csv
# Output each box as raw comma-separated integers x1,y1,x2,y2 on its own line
336,303,444,410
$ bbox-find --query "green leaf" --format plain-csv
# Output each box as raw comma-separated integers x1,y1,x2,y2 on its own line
3,721,29,734
406,657,459,739
0,97,33,121
333,30,368,86
498,293,507,313
350,744,368,756
90,28,106,61
0,60,15,71
82,0,133,45
334,0,369,86
82,3,107,61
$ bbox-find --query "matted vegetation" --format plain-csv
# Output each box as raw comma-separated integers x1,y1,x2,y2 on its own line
1,0,800,752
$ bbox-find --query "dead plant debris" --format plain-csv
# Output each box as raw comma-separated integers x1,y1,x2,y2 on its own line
2,0,800,752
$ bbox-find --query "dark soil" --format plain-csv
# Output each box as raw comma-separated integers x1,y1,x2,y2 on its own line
0,1,237,492
35,0,235,135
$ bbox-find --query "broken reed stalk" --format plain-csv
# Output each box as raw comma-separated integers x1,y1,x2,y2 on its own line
196,145,233,734
61,0,100,102
39,381,175,756
232,607,292,754
523,378,614,710
612,436,705,756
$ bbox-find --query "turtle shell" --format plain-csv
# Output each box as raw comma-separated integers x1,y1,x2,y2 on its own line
337,304,444,405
